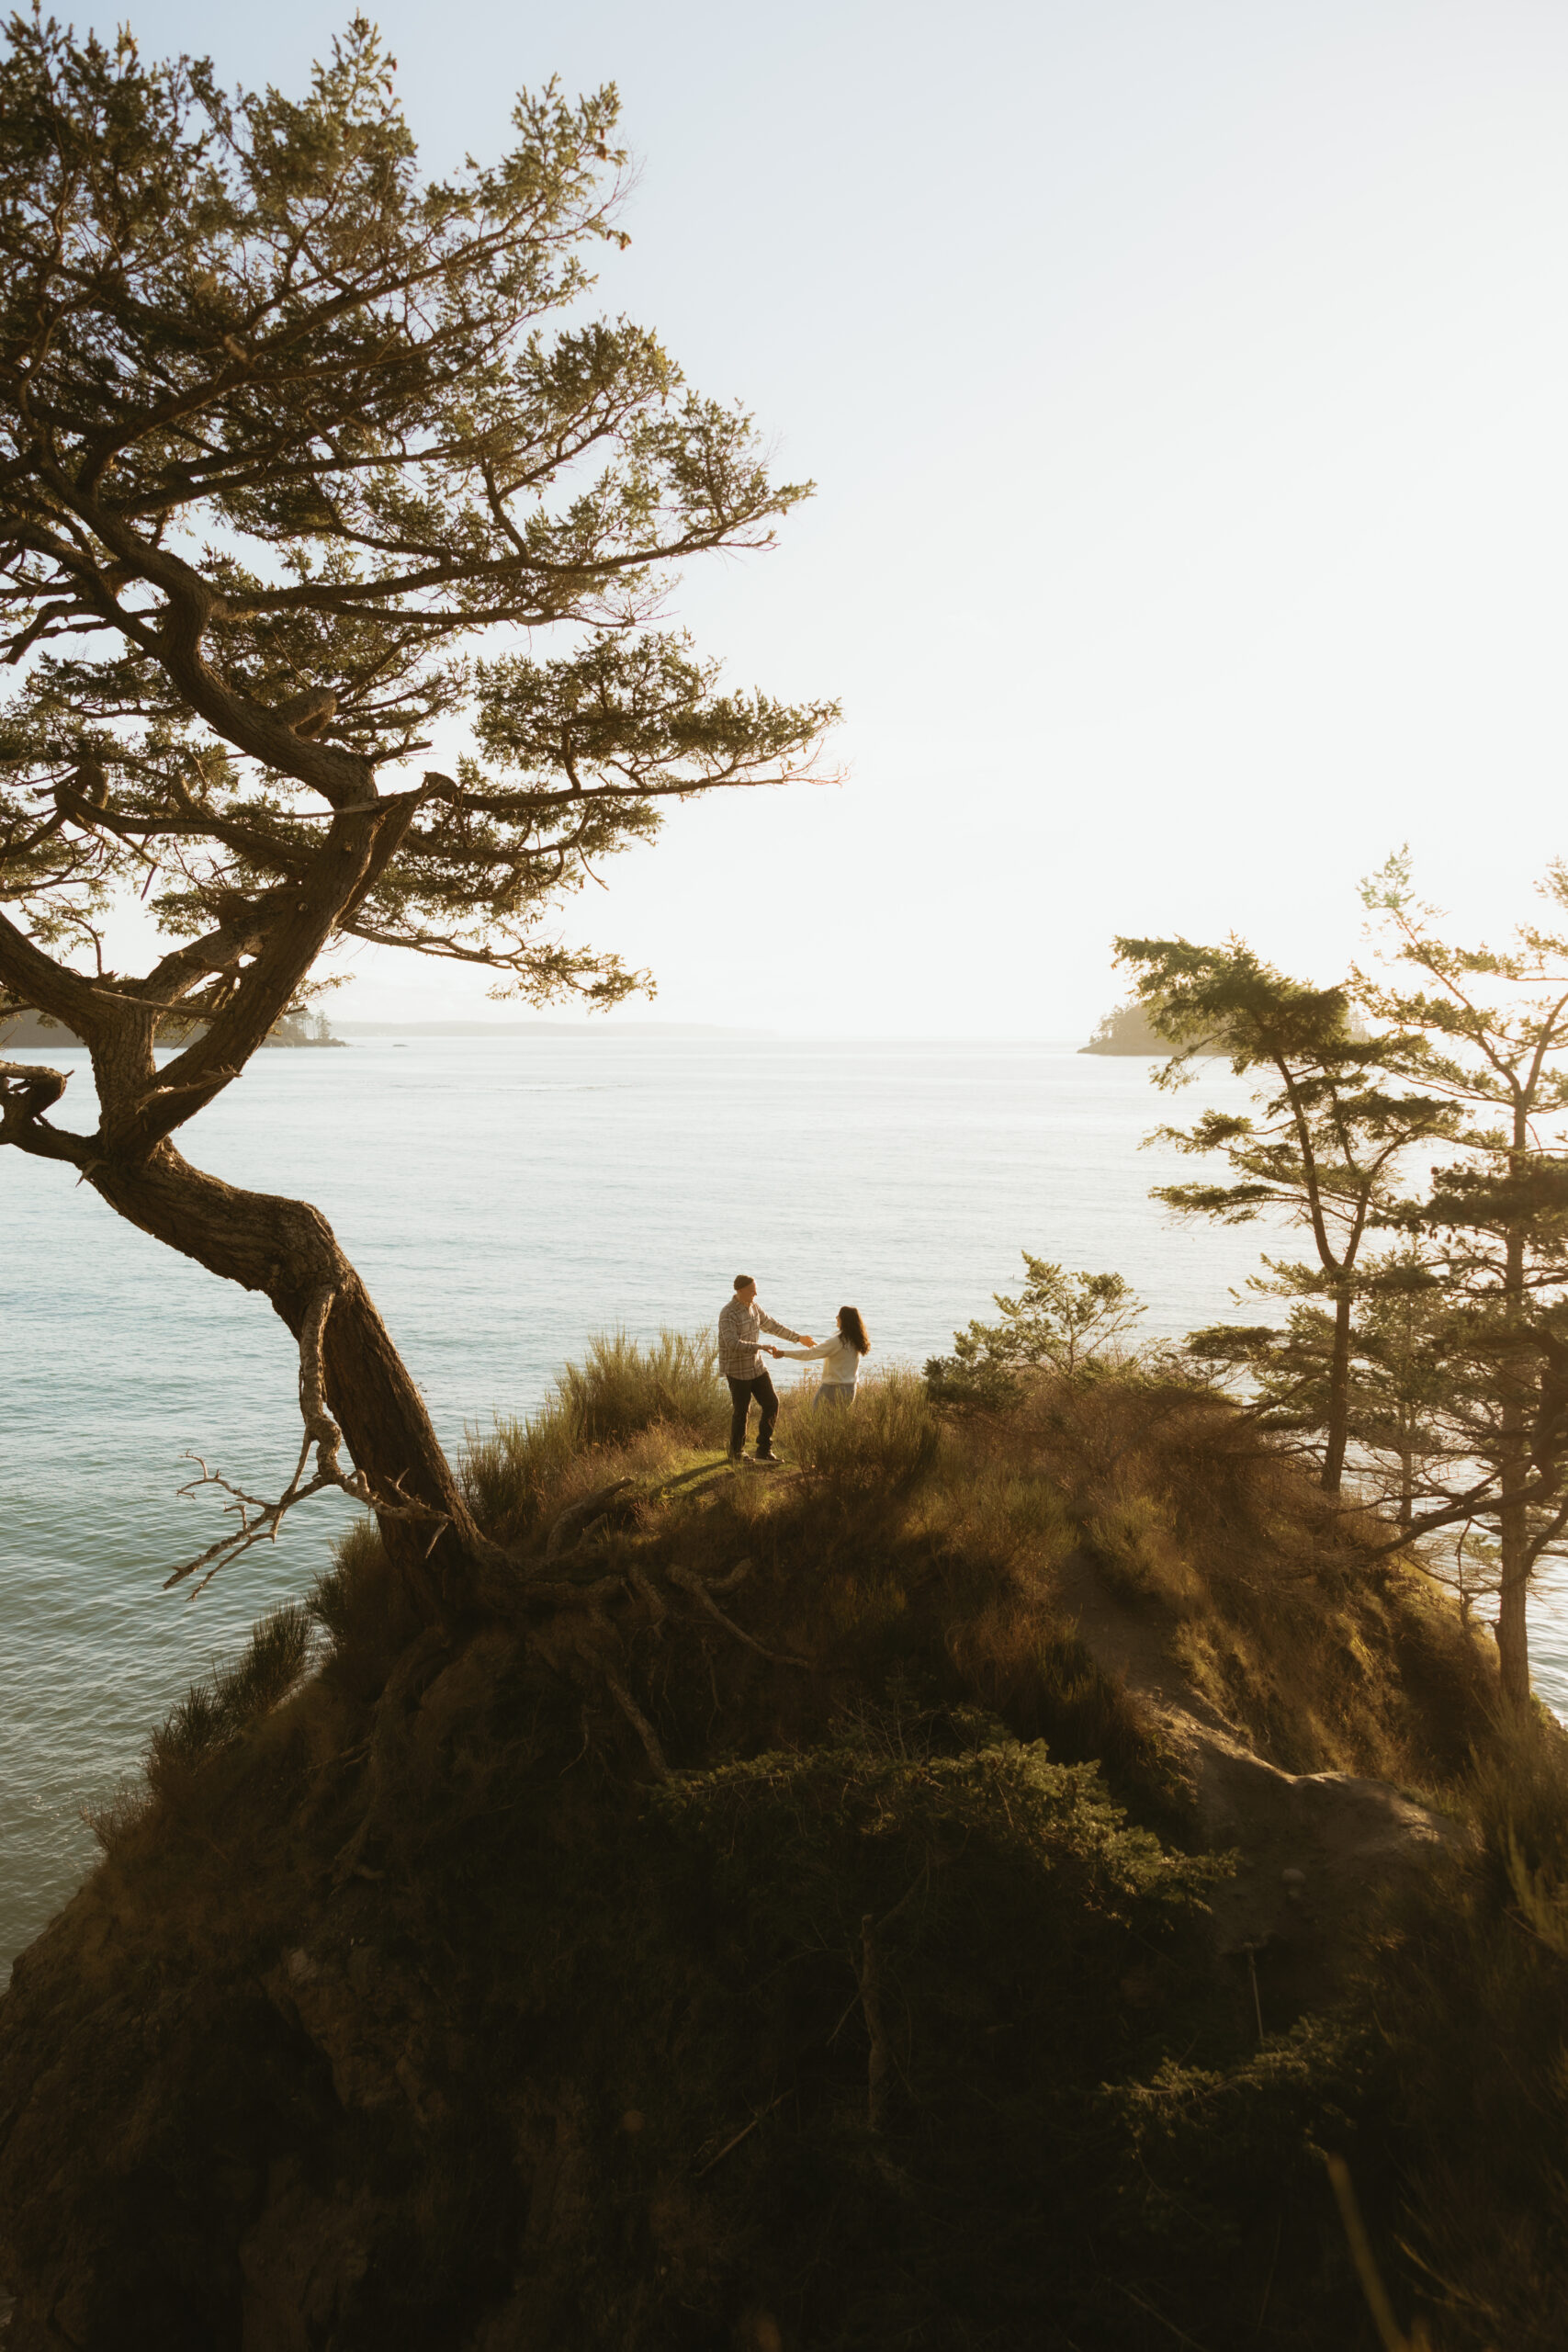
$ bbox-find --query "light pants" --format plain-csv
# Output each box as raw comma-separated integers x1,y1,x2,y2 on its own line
813,1383,856,1411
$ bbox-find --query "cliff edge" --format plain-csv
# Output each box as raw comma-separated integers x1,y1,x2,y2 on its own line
2,1359,1562,2351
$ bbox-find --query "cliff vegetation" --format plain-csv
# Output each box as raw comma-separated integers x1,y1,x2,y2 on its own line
2,1339,1565,2349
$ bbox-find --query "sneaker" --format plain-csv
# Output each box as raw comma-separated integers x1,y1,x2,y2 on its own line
752,1451,780,1468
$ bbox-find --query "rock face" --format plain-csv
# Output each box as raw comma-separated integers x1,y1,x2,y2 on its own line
1169,1713,1470,2018
1051,1541,1473,2017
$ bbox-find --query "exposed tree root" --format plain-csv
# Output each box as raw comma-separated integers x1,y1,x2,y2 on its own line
602,1666,671,1780
666,1565,809,1668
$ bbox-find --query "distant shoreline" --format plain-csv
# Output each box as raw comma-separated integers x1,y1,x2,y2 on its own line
335,1020,776,1038
5,1013,1149,1050
0,1011,344,1051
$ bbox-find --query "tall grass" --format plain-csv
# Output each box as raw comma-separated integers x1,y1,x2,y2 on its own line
463,1328,727,1543
88,1600,316,1850
147,1602,315,1792
776,1367,942,1485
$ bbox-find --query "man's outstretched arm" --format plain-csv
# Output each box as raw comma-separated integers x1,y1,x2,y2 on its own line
759,1310,811,1344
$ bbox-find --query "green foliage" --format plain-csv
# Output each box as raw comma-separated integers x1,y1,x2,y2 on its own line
1102,2014,1373,2258
1189,1247,1457,1509
0,10,833,1119
1346,856,1568,1693
1104,865,1568,1691
1114,931,1456,1493
925,1253,1146,1405
660,1693,1218,1937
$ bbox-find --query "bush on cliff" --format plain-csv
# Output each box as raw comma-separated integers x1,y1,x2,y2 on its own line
0,1337,1562,2350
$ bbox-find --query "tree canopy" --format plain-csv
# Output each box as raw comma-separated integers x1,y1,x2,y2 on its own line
1114,931,1453,1492
0,13,832,1061
0,13,835,1615
1118,873,1568,1704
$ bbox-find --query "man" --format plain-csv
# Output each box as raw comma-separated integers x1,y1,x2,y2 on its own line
717,1275,814,1464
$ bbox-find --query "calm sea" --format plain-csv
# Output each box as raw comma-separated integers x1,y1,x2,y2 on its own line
6,1035,1565,1967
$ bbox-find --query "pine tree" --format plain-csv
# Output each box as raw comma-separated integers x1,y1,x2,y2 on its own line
1113,933,1454,1492
1353,854,1568,1703
0,17,834,1616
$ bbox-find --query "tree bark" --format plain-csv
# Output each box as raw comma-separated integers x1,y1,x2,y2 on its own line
1495,1533,1531,1707
0,765,494,1622
1495,1387,1532,1705
1495,1125,1532,1705
1322,1283,1352,1494
90,1140,488,1623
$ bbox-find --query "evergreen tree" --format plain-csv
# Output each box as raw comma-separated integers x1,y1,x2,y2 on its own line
925,1258,1145,1408
1113,933,1454,1493
1188,1243,1451,1528
0,17,834,1615
1354,854,1568,1703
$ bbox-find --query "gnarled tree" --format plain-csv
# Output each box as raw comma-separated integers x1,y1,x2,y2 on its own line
0,16,834,1622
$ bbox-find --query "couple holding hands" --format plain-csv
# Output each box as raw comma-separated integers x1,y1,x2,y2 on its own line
716,1274,872,1464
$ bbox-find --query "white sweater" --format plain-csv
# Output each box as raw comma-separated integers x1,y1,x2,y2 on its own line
774,1331,863,1386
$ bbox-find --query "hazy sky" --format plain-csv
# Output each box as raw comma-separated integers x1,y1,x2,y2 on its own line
90,1,1568,1034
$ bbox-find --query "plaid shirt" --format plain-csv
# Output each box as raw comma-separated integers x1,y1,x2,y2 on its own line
717,1297,806,1380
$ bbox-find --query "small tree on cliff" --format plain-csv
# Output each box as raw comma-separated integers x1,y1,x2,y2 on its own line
0,17,834,1621
1113,934,1455,1493
1187,1242,1452,1524
924,1258,1145,1408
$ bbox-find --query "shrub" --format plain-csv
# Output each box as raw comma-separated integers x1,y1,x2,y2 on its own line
925,1255,1146,1406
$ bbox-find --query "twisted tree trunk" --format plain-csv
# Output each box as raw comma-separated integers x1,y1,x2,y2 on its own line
0,748,501,1621
90,1141,487,1623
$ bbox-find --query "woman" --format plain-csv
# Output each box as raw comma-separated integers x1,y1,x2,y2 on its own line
767,1306,871,1406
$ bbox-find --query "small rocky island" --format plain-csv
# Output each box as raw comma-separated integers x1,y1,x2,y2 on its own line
1078,1000,1173,1054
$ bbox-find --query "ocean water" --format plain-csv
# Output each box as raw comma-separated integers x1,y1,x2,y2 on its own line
6,1034,1566,1969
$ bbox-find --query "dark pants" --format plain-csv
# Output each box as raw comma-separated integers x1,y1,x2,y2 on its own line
727,1371,779,1459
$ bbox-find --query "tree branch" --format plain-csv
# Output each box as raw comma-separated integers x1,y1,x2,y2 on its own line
163,1284,449,1594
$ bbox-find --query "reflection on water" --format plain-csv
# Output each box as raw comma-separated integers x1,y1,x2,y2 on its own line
5,1035,1562,1966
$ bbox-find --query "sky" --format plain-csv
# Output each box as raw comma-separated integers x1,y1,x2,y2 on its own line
75,0,1568,1035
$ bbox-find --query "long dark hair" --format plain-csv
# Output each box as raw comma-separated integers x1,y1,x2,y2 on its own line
838,1306,870,1355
